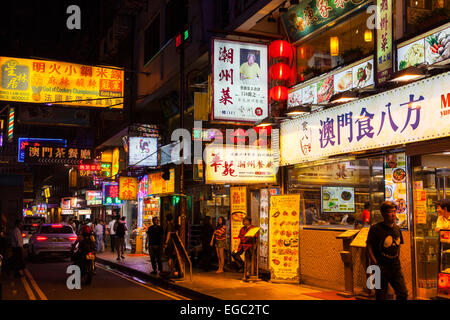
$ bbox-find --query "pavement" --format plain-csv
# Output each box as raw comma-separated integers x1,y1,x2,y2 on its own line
96,251,356,300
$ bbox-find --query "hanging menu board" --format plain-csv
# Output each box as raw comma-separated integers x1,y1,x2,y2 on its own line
269,194,300,283
230,187,247,253
259,189,269,270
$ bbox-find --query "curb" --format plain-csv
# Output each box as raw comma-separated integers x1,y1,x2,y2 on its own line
96,257,220,300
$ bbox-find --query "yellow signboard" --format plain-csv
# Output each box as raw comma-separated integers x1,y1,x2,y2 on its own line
269,194,300,283
119,176,138,201
0,56,124,109
230,186,247,253
147,169,175,195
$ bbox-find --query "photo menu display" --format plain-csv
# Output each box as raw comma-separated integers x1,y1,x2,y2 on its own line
321,186,355,213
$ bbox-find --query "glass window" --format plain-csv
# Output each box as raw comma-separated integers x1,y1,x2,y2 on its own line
288,157,384,229
39,225,74,234
294,9,375,83
406,0,450,37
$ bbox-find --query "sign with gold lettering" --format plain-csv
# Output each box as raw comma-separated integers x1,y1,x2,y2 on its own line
24,145,92,164
0,56,124,108
119,176,138,201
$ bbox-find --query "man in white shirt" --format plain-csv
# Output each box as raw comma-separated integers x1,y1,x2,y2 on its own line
94,220,104,253
11,219,24,277
436,199,450,232
108,217,118,253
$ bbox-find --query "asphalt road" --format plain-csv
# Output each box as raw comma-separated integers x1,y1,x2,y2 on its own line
1,255,188,300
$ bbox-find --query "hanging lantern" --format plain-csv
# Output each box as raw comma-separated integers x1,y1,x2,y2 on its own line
269,40,292,60
270,62,291,81
270,86,288,101
330,37,339,56
364,29,373,42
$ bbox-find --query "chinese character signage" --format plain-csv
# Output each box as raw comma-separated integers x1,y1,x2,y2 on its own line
212,38,268,123
281,72,450,165
128,137,158,167
204,146,277,184
397,23,450,71
230,186,247,254
119,176,138,201
86,190,103,206
281,0,371,43
288,56,374,109
259,189,269,270
269,194,300,283
103,182,122,205
147,169,175,195
384,153,409,229
24,145,92,164
0,57,124,108
376,0,393,84
18,137,67,162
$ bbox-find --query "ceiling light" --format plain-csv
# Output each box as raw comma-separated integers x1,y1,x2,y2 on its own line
285,105,311,117
389,66,427,83
329,90,359,104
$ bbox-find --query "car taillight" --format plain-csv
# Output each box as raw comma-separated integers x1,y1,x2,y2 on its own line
32,224,38,227
51,224,62,228
22,233,26,237
36,236,48,241
68,236,78,241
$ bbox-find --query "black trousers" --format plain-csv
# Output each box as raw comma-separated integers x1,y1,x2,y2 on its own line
11,247,24,275
149,245,163,272
110,235,115,252
376,265,408,300
231,248,253,277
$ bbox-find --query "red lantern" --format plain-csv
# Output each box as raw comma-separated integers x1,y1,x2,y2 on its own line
270,63,291,81
270,86,288,101
269,40,292,60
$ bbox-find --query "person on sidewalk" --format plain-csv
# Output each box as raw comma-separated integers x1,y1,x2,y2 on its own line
94,220,104,253
108,216,118,253
367,201,408,300
210,216,226,273
146,217,164,275
200,216,214,272
231,217,256,281
10,219,25,278
164,214,178,277
114,216,127,261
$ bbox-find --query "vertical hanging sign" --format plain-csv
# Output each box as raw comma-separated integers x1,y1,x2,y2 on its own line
376,0,393,84
230,186,247,253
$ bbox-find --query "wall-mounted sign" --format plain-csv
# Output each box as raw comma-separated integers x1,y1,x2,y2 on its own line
259,188,269,270
204,146,277,184
230,186,247,254
61,197,72,209
128,137,158,167
212,38,268,123
61,209,74,215
281,72,450,165
18,138,67,162
384,153,409,229
321,186,355,213
281,0,371,44
397,23,450,71
138,175,148,198
18,106,90,127
0,56,124,108
103,182,122,205
376,0,393,84
269,194,300,283
288,56,374,109
77,209,91,215
147,169,175,195
86,190,103,206
119,176,138,201
24,145,92,164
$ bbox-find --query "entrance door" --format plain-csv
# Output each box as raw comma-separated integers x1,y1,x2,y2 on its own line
412,152,450,299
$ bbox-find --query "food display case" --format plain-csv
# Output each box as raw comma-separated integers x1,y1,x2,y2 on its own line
438,230,450,299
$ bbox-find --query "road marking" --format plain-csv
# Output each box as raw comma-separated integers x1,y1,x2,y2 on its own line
20,276,36,300
96,264,189,300
24,268,48,300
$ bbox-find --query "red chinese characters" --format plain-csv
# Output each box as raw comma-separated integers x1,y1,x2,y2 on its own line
316,0,332,18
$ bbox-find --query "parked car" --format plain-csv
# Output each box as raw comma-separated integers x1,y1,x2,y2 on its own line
28,223,78,259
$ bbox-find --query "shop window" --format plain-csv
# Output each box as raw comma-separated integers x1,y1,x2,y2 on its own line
144,14,160,65
288,157,384,229
294,9,374,83
406,0,450,37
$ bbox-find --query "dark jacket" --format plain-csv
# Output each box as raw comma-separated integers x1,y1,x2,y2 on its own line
146,225,164,246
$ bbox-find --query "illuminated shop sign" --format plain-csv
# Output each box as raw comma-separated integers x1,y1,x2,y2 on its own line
212,38,269,123
86,190,103,206
103,182,122,205
0,56,124,109
281,72,450,165
376,0,393,83
18,138,67,162
119,176,138,201
24,145,92,164
128,137,158,167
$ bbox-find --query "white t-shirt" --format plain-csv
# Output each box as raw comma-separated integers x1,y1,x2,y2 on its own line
436,216,450,232
94,224,104,236
108,220,116,235
11,227,23,248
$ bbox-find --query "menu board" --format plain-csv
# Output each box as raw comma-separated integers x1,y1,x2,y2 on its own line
397,23,450,71
414,189,427,225
230,187,247,253
321,186,355,213
269,194,300,283
259,189,269,270
384,153,408,229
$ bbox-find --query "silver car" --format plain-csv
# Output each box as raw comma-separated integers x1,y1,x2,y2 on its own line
28,223,78,259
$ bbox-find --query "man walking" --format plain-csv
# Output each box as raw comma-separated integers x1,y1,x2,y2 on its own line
114,216,127,261
108,216,117,253
146,217,164,275
367,201,408,300
11,219,25,278
94,220,104,253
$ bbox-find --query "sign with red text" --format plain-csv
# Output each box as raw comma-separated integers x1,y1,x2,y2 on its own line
204,145,277,184
0,56,124,108
230,186,247,254
212,38,268,123
24,145,92,164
